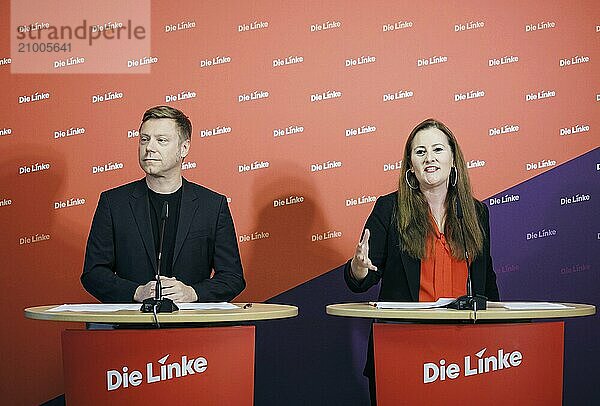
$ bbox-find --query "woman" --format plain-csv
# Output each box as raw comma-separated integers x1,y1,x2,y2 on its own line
344,118,499,405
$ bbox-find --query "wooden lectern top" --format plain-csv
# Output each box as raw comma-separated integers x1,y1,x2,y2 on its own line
326,302,595,321
24,303,298,324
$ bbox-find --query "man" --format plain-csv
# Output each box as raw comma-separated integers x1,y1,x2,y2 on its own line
81,106,245,303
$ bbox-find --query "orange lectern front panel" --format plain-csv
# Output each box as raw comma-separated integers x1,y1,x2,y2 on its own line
62,326,254,405
374,322,564,406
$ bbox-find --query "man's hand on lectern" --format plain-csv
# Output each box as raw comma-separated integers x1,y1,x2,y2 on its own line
160,277,198,303
351,228,378,281
133,280,156,302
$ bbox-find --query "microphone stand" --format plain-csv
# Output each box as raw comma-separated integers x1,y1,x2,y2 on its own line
446,198,487,316
141,201,179,314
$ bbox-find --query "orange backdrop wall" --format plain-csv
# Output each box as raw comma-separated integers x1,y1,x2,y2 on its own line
1,1,598,404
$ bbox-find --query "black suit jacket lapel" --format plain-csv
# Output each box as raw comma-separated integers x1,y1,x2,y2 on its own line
173,178,199,266
470,254,485,296
471,204,488,296
129,180,158,273
401,252,421,301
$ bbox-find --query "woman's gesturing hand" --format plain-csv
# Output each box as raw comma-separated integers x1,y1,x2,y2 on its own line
350,229,378,281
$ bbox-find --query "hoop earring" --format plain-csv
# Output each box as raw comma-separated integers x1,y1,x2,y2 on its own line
405,169,419,190
449,166,457,187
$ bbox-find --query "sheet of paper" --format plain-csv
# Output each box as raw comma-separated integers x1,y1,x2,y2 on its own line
487,301,572,310
47,304,141,312
176,302,239,310
46,302,239,312
371,298,456,309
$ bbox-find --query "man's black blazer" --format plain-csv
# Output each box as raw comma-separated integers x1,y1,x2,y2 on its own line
81,178,245,303
344,191,499,302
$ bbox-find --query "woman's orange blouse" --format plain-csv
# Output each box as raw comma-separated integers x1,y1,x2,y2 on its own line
418,221,467,302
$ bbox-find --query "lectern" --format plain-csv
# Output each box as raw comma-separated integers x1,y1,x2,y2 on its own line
326,302,595,406
25,303,297,405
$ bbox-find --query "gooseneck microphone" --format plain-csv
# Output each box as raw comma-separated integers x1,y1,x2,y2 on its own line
141,201,179,316
446,198,487,315
155,201,168,301
456,197,473,298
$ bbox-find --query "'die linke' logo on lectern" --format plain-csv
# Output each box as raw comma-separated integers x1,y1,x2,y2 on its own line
423,347,522,384
106,353,208,391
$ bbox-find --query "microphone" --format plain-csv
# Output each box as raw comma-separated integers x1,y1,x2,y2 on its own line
456,198,472,298
446,198,487,313
141,201,179,314
155,202,168,301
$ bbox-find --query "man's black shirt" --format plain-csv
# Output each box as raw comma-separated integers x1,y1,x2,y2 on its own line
148,186,182,277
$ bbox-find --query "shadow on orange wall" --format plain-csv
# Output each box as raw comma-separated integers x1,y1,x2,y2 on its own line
237,161,347,302
0,144,89,405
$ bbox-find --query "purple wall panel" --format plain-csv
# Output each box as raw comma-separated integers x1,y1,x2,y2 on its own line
488,147,599,405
